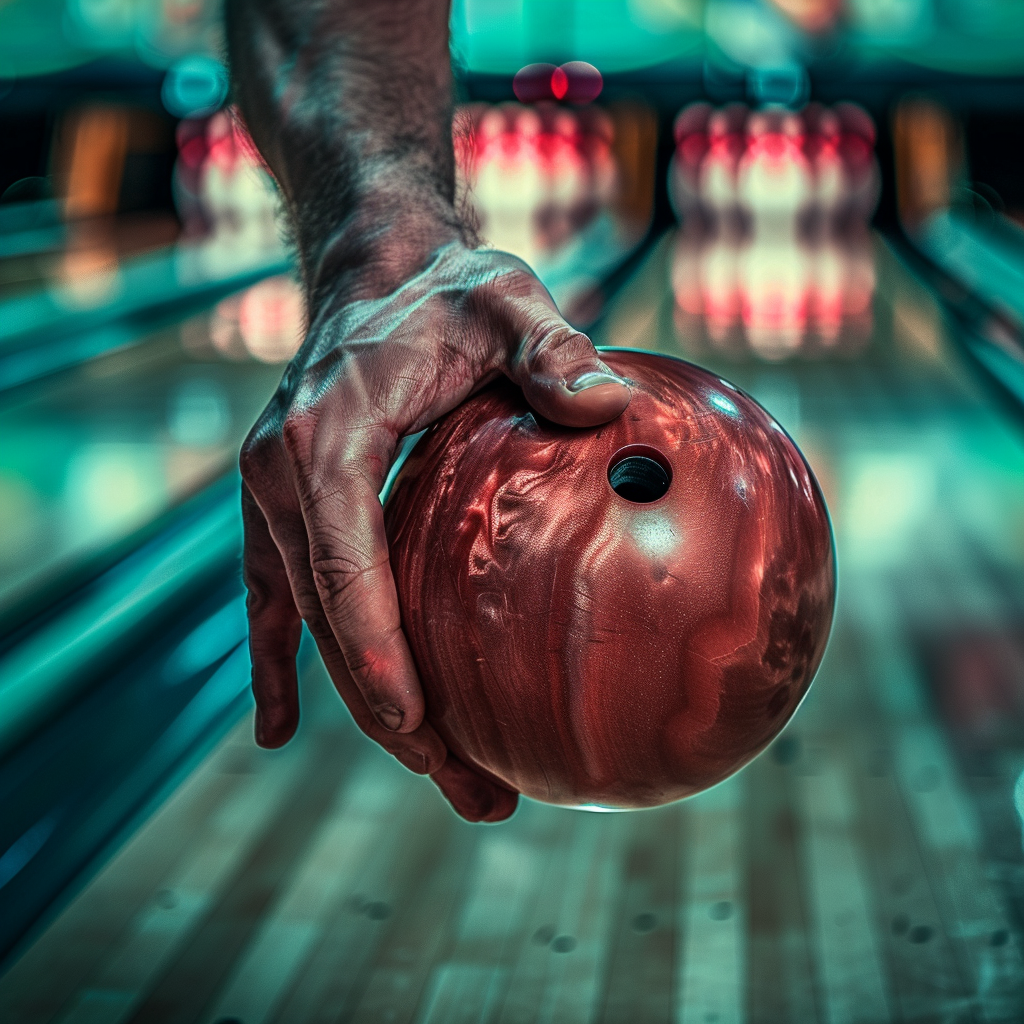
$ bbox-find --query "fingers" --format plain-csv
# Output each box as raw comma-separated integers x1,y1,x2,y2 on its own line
244,476,504,818
247,478,444,771
503,296,631,428
431,755,519,823
242,485,303,748
294,466,426,735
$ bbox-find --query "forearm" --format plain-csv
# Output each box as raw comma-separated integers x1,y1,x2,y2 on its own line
224,0,466,308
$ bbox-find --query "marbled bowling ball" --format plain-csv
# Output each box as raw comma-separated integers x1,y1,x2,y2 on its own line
384,350,835,809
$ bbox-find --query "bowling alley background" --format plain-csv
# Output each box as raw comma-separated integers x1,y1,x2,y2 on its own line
4,1,1024,1021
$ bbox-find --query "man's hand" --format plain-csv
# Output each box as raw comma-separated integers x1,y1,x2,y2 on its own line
240,241,630,821
225,0,630,820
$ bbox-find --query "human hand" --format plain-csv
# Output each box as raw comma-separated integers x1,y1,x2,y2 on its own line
240,241,631,821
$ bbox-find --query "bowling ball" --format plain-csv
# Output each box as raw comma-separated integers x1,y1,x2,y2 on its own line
384,350,835,809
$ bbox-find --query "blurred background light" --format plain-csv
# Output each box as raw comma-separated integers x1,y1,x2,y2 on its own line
512,61,604,105
167,377,230,447
64,443,168,536
452,0,703,74
65,0,137,46
747,63,809,107
705,0,795,68
161,55,229,119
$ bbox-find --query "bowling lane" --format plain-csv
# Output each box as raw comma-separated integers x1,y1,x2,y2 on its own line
0,208,179,302
0,273,301,632
4,227,1024,1022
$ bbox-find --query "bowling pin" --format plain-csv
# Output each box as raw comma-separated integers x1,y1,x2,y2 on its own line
669,102,711,223
579,106,617,213
738,228,810,357
671,231,705,319
546,109,588,249
699,104,747,227
700,231,741,347
808,237,845,345
464,105,505,241
803,104,845,228
736,109,814,229
472,104,544,263
836,102,881,223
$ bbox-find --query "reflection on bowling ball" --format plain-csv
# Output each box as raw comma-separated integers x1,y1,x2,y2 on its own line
384,350,835,809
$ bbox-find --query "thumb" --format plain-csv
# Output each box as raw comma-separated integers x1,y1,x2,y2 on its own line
504,299,631,428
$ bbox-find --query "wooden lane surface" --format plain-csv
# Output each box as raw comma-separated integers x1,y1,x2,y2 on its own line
676,775,746,1024
4,235,1024,1021
9,638,1021,1024
0,725,311,1023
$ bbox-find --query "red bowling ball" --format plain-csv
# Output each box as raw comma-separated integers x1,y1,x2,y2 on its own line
384,350,835,809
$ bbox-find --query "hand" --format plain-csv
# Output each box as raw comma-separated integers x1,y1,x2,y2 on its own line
240,240,631,821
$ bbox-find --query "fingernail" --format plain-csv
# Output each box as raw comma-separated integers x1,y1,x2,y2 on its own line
567,371,628,394
378,704,404,731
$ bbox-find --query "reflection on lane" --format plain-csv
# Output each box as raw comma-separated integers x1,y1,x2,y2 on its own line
671,228,876,359
0,275,303,626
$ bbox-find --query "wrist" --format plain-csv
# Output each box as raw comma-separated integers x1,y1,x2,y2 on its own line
299,166,471,315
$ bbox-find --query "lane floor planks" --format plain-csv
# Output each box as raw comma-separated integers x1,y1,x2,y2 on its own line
3,231,1024,1022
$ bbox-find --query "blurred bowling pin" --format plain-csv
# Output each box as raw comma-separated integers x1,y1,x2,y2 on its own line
738,229,810,357
473,105,544,262
836,102,881,223
802,104,845,226
578,106,617,212
700,233,742,345
808,238,845,344
200,112,280,261
542,109,587,249
699,104,747,225
737,110,813,229
671,232,704,319
669,102,711,221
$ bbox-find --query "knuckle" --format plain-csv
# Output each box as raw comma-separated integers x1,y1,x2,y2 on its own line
389,741,441,776
485,250,532,282
244,575,272,617
243,571,298,632
328,615,402,694
239,418,279,483
523,322,590,370
466,258,527,303
310,550,370,605
281,407,317,464
504,264,539,291
300,602,332,638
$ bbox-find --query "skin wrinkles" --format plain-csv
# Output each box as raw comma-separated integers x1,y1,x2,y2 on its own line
227,0,630,821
